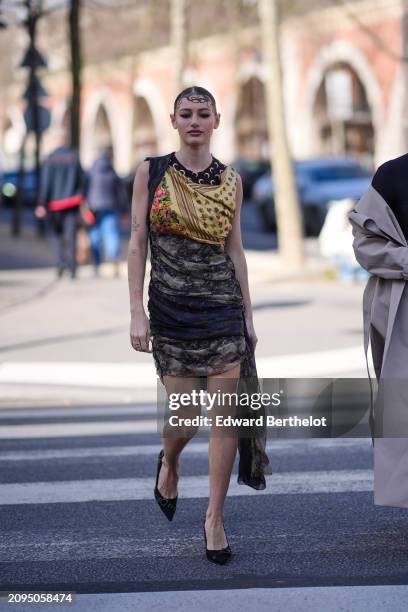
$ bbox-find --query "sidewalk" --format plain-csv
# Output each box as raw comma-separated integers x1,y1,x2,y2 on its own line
0,206,328,282
0,210,342,408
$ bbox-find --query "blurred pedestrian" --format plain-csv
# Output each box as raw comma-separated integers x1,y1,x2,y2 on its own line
34,128,85,279
318,198,368,283
85,145,128,277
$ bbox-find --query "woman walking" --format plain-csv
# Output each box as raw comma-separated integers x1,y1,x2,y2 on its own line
127,86,271,564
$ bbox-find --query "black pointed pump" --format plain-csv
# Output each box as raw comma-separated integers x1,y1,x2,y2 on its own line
203,518,232,565
154,449,178,521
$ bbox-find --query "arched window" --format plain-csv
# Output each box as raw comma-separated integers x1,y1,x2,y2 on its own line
131,96,157,167
314,63,374,166
236,76,268,160
94,105,112,158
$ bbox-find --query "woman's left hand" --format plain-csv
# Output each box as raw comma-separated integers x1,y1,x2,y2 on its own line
245,316,258,351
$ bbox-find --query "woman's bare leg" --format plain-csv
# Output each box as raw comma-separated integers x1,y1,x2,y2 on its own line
205,363,241,549
157,374,202,499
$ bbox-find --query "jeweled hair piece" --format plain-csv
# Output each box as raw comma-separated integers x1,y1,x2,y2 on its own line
174,86,217,114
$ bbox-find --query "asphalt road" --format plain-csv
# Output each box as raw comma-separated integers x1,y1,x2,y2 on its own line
2,204,408,610
1,402,408,610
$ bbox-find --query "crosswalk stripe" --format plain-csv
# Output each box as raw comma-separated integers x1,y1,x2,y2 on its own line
0,362,157,388
0,345,373,388
0,407,378,597
258,346,371,377
0,438,371,462
0,469,373,505
0,418,373,439
0,419,159,438
56,586,408,612
0,405,158,419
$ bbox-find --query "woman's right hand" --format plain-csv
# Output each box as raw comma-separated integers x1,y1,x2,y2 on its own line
130,311,152,353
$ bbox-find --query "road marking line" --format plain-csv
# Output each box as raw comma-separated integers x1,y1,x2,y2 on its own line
0,419,159,438
0,469,373,505
0,405,158,419
55,586,408,612
0,362,157,388
0,438,371,462
0,345,373,388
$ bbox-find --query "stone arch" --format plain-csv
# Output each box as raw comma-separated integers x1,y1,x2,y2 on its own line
234,74,268,160
131,96,158,166
40,99,71,154
94,105,112,150
313,63,374,164
81,88,120,167
304,40,383,164
132,79,172,156
378,67,405,163
52,99,70,132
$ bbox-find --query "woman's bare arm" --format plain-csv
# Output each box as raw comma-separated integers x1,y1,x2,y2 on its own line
127,160,152,352
224,174,258,349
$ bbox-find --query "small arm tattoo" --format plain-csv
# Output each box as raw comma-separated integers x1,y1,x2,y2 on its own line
131,217,141,232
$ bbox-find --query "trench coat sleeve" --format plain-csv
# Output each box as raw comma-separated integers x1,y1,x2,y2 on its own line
349,216,408,281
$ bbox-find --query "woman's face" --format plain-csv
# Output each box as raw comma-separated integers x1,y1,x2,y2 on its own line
171,97,220,145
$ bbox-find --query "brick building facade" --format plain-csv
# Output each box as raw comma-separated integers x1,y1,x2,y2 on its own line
0,0,405,174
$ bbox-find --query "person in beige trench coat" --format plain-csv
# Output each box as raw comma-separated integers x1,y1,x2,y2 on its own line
349,172,408,508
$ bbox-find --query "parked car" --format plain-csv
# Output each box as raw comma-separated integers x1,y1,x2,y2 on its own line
231,158,271,201
1,168,37,208
251,157,372,236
